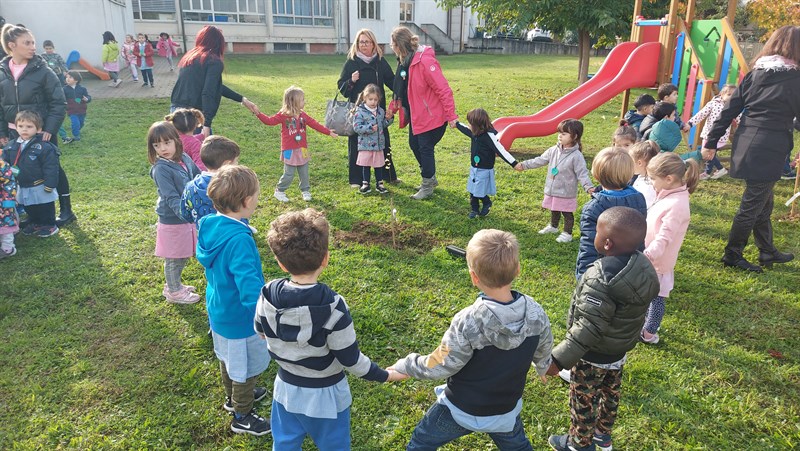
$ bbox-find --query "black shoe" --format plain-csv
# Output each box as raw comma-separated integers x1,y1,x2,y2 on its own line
56,211,76,227
62,137,75,144
223,387,269,412
722,256,763,273
358,184,371,194
758,250,794,269
376,182,388,194
230,410,271,436
468,210,479,219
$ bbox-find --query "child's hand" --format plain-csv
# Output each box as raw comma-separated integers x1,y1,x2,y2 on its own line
681,123,691,132
545,361,560,376
514,164,524,172
386,369,409,382
540,375,548,384
386,110,394,119
586,186,596,194
82,96,89,102
330,132,339,138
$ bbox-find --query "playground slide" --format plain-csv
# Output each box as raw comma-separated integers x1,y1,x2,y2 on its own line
65,50,110,81
494,42,661,150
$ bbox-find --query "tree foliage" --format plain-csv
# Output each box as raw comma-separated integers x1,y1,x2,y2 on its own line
746,0,800,40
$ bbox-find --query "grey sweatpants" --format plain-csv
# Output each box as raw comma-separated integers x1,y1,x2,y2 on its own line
276,163,310,193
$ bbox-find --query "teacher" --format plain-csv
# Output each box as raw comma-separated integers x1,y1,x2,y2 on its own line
390,26,457,200
170,26,259,136
702,25,799,272
337,28,397,187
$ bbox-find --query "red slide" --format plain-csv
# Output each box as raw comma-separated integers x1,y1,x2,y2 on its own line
493,42,660,149
78,58,110,81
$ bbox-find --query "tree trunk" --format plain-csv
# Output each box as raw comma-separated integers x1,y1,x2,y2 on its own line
577,29,591,84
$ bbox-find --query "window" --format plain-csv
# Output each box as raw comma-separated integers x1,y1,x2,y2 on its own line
133,0,176,20
272,0,333,26
399,1,412,22
274,43,307,52
359,0,380,20
180,0,266,23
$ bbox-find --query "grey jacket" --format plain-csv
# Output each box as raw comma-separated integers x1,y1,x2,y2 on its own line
520,144,593,198
150,154,200,224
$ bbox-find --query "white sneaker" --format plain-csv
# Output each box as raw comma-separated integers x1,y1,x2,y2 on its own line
538,225,559,234
301,191,312,201
114,79,123,87
273,190,289,202
710,167,728,179
556,232,572,243
558,369,571,383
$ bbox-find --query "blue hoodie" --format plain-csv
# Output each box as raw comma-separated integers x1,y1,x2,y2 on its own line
196,213,265,339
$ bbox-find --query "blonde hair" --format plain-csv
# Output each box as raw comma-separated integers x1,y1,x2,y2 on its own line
719,84,737,97
347,29,382,60
279,85,305,117
1,24,32,55
146,121,184,165
466,229,520,289
592,147,634,190
647,152,700,194
628,140,659,164
267,208,330,276
356,84,382,106
391,26,419,60
206,165,259,214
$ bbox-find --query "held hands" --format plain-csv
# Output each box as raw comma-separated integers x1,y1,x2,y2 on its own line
586,186,596,194
448,119,458,128
386,110,394,119
514,164,524,172
242,97,261,115
351,71,360,83
385,368,410,382
700,147,715,161
202,126,211,138
330,132,339,138
681,123,691,132
545,361,560,376
42,132,52,142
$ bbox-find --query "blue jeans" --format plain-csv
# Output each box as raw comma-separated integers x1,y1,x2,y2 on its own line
271,401,350,451
68,114,85,139
407,402,533,451
705,155,723,174
408,122,447,179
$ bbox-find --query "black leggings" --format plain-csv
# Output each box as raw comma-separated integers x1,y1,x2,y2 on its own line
551,210,574,234
470,195,491,212
26,201,56,226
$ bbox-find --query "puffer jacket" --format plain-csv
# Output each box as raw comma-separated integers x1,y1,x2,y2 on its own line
0,55,67,138
552,252,659,369
407,45,457,135
519,143,592,198
624,110,646,132
353,104,392,151
1,134,60,189
337,54,395,108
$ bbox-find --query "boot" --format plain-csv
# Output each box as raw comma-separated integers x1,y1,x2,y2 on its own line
758,250,794,269
414,175,438,190
56,194,77,227
411,177,436,200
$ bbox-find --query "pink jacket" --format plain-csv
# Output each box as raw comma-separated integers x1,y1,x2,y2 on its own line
180,133,206,171
157,38,179,58
644,185,690,297
407,46,457,135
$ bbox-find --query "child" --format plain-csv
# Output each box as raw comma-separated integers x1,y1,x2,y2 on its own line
41,40,68,85
391,228,553,450
546,206,660,451
256,86,337,202
353,84,393,195
628,140,659,208
576,147,647,279
101,31,122,87
612,120,638,149
121,34,139,82
456,108,518,218
516,119,593,243
1,111,60,237
254,208,403,449
147,121,201,304
684,84,739,180
134,33,155,88
181,135,240,227
196,165,271,436
157,32,180,71
166,108,206,170
0,155,18,257
657,83,684,128
60,71,91,144
649,102,703,161
624,94,656,133
640,152,699,344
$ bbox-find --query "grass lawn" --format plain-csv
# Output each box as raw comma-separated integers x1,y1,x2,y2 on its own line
1,53,798,450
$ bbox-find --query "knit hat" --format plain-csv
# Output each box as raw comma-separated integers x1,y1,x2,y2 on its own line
650,119,682,153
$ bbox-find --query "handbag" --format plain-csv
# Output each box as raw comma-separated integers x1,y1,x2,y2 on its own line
325,83,356,136
388,98,409,129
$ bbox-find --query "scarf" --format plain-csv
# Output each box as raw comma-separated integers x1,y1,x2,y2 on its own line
356,50,376,64
753,55,799,72
392,53,414,102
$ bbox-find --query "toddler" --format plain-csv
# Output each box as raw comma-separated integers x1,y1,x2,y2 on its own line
612,120,638,149
101,31,121,87
0,154,18,257
684,84,739,179
120,34,139,82
41,40,67,84
157,32,179,71
657,83,684,128
649,102,702,161
627,140,659,208
60,71,91,144
181,135,241,227
624,94,656,134
166,108,206,170
353,84,393,194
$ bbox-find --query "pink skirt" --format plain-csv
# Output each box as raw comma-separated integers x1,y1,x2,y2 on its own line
542,195,577,212
154,222,197,258
356,150,386,168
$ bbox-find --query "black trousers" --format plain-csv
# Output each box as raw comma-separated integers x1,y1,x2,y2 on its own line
347,129,396,184
26,201,56,226
725,180,777,260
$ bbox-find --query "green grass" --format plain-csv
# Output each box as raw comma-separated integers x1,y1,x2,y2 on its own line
1,54,798,450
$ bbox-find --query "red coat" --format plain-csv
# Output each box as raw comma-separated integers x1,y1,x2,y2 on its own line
133,42,155,68
407,45,457,135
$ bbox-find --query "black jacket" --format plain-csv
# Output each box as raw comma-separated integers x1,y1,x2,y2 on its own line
2,134,60,189
337,56,395,109
0,55,66,138
455,122,517,170
170,57,242,128
707,67,800,181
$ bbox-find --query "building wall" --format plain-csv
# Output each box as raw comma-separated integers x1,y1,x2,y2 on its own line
346,0,450,47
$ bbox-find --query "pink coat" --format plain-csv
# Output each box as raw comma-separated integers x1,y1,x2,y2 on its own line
407,46,457,135
644,185,690,297
157,38,179,58
180,133,206,171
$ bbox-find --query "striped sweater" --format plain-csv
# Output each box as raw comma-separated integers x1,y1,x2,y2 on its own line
254,278,388,388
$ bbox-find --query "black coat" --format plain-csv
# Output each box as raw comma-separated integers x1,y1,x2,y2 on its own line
707,67,800,181
170,57,243,128
337,55,395,109
0,55,66,138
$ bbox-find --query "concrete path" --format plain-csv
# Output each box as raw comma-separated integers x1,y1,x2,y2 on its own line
81,57,177,100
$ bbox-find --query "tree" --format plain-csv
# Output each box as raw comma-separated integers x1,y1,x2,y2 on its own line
746,0,800,40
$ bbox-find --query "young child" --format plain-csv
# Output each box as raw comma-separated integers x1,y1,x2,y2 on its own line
576,147,647,279
156,32,180,71
1,111,60,237
516,119,593,243
353,84,393,195
196,164,271,436
657,83,684,128
640,152,699,344
166,108,206,170
254,208,403,449
147,121,201,304
391,228,553,450
134,33,155,88
0,155,18,257
101,31,122,87
628,140,659,208
456,108,518,218
684,84,739,180
121,34,139,82
624,94,656,134
649,102,703,161
60,71,91,144
256,86,338,202
546,207,660,451
41,40,68,84
181,135,240,227
612,120,638,149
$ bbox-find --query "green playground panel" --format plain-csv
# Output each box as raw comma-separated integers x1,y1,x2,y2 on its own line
676,44,692,113
689,19,723,78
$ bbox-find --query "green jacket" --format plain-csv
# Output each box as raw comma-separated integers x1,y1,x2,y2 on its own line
553,252,659,369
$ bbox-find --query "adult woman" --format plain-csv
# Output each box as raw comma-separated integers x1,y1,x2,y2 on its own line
702,25,800,272
337,28,397,186
0,24,75,227
170,26,259,136
390,26,457,199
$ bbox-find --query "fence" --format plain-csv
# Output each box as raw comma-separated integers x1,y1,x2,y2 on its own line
464,38,611,57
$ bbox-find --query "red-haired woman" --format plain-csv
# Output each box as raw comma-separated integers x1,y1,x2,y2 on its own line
170,26,259,136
